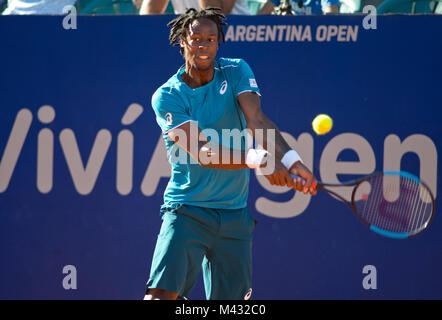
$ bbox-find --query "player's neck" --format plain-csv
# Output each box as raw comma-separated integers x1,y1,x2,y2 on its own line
182,64,214,89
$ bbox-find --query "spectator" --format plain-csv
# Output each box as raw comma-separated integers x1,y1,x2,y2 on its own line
2,0,76,14
1,0,7,12
140,0,251,15
293,0,339,13
258,0,339,14
78,0,140,14
256,0,277,14
132,0,143,10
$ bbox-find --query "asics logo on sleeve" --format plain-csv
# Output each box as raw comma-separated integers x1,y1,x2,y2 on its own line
249,79,258,88
219,80,228,95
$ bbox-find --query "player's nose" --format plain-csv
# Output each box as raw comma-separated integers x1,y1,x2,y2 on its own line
198,38,211,49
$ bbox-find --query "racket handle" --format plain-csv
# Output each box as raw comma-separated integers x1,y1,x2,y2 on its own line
290,174,318,189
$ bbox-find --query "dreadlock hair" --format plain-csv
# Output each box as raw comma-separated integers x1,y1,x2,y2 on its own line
167,7,227,56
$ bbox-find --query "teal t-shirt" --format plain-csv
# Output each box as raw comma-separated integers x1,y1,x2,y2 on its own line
152,58,261,209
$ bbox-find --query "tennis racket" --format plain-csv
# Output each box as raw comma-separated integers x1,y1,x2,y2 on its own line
292,171,435,239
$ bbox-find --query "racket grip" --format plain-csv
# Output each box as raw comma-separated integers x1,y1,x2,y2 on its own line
290,174,318,189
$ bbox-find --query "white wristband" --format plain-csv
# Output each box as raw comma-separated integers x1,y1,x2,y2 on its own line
246,149,269,169
281,150,303,170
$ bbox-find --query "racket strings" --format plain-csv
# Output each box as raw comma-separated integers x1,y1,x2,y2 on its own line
355,175,433,234
386,178,409,233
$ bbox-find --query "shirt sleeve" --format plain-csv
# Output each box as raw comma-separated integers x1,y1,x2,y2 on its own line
234,59,261,98
151,88,192,134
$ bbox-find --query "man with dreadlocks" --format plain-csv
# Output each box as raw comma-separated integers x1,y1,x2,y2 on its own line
144,7,316,300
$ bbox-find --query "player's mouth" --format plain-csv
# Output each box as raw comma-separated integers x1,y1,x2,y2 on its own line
196,54,210,61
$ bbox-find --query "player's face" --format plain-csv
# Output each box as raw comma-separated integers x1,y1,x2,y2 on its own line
180,18,219,71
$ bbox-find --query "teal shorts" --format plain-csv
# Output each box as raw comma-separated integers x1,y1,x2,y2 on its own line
146,204,256,300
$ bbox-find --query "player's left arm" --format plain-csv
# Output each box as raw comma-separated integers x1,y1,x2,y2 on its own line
238,92,317,194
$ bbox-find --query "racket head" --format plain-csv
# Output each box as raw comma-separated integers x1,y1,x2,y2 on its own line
351,171,435,239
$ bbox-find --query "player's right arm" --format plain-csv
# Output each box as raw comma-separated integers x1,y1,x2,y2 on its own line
167,120,251,170
152,87,294,186
166,120,290,182
151,87,245,168
166,121,297,187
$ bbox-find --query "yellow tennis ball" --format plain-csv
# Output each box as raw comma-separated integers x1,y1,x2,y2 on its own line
312,114,333,135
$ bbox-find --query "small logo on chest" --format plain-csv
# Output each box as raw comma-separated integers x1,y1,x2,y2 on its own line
219,80,228,95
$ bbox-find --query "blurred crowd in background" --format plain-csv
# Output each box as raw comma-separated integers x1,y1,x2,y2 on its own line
1,0,441,16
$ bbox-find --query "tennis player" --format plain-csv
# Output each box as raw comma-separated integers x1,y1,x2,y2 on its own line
144,7,317,300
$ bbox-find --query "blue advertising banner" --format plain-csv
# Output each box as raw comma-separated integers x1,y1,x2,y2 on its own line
0,14,441,299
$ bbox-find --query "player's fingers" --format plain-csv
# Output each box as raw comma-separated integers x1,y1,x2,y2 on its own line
274,172,284,186
280,172,289,187
293,177,303,191
280,172,291,188
265,175,275,185
285,173,294,188
309,178,318,195
282,171,291,187
302,173,315,194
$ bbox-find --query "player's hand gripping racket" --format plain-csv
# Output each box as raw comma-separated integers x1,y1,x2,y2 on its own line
292,171,435,239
